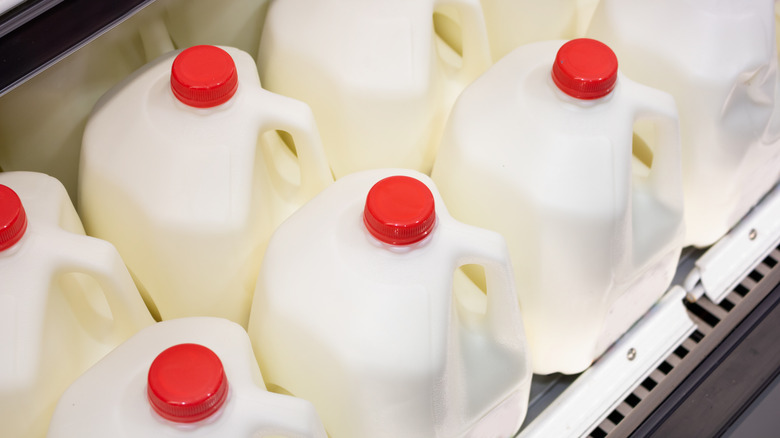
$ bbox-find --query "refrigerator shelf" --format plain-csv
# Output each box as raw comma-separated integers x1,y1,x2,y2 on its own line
519,183,780,437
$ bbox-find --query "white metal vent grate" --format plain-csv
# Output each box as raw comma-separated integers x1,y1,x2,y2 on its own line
588,246,780,437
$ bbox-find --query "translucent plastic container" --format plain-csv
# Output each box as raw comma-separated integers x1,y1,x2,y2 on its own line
47,317,328,437
163,0,269,56
587,0,780,247
432,39,685,374
257,0,492,178
0,171,154,438
79,45,333,326
479,0,599,61
248,168,531,438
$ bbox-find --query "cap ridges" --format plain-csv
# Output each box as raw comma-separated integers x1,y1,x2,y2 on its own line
363,176,436,245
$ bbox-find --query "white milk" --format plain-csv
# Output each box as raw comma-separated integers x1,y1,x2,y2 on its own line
248,169,531,438
257,0,492,178
479,0,600,62
432,39,685,375
587,0,780,247
163,0,270,57
79,45,333,327
47,317,328,438
0,171,154,438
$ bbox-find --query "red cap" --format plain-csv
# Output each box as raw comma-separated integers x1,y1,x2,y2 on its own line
363,176,436,245
551,38,618,100
0,184,27,252
147,343,229,423
171,45,238,108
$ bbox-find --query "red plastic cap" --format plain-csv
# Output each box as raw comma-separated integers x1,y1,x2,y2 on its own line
0,184,27,252
171,45,238,108
147,343,229,423
363,176,436,245
551,38,618,100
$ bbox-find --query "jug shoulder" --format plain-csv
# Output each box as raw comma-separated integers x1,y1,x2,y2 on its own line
48,317,324,437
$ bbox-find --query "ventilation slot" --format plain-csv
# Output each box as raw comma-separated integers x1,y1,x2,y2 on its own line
587,242,780,436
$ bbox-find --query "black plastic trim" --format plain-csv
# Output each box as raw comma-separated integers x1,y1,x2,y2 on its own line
0,0,64,39
0,0,155,96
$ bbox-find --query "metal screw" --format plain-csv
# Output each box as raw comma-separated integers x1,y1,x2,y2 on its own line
749,229,758,240
627,348,637,361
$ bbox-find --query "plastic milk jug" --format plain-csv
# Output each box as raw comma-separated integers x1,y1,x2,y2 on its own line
248,169,532,438
163,0,270,57
587,0,780,247
431,39,685,375
0,171,154,438
257,0,492,178
479,0,599,62
777,2,780,63
47,317,328,437
79,45,333,326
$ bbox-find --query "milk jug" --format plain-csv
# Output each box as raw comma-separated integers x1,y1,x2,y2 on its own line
479,0,599,62
163,0,270,57
79,45,333,326
0,171,154,438
248,169,531,438
47,317,328,437
431,39,685,375
257,0,492,178
587,0,780,247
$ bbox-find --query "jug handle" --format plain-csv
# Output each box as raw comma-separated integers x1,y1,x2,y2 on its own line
49,232,155,335
245,392,328,438
253,90,333,201
622,78,683,264
628,81,685,216
448,221,527,343
433,0,492,83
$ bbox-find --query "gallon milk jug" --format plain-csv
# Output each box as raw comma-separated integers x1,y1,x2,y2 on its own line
0,171,154,438
479,0,598,62
248,169,531,438
257,0,492,178
79,44,333,327
163,0,270,57
432,38,685,375
47,317,328,438
587,0,780,247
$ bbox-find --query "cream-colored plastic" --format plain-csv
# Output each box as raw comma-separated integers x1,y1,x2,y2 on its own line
257,0,492,178
78,46,333,327
587,0,780,247
776,2,780,63
248,168,532,438
479,0,597,62
0,171,154,438
163,0,270,57
47,317,328,438
431,40,685,375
